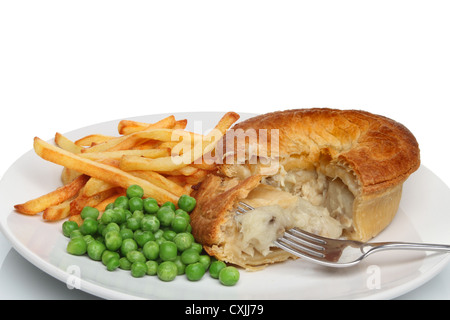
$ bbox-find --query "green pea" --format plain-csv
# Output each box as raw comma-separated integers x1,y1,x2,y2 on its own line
180,248,200,265
140,215,160,232
156,206,175,227
131,261,147,278
153,229,164,240
119,228,134,240
159,241,177,262
69,229,83,239
173,232,193,252
129,197,144,212
112,207,127,224
126,185,144,199
105,230,122,251
143,198,159,214
102,222,120,236
119,257,132,270
143,241,159,261
155,237,166,246
177,195,196,212
173,256,186,275
100,208,115,224
83,234,95,246
96,222,105,234
134,230,155,247
161,201,176,211
121,238,138,256
106,256,120,271
199,255,211,271
126,217,140,231
79,217,98,236
95,235,105,244
145,260,158,276
189,242,203,254
162,229,177,241
132,209,144,221
66,237,87,256
219,266,240,286
171,215,188,233
102,250,120,266
126,250,146,264
209,260,226,279
80,206,100,220
185,262,206,281
62,220,79,237
175,209,191,223
114,196,129,209
157,261,178,282
87,240,106,261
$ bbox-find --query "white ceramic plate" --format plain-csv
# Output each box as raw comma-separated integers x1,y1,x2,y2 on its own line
1,112,449,300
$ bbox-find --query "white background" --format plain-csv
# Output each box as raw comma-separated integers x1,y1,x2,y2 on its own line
0,0,449,299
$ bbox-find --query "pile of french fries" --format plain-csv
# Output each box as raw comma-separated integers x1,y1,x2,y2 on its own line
14,112,240,224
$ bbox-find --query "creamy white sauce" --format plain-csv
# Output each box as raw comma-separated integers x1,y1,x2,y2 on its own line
234,167,355,257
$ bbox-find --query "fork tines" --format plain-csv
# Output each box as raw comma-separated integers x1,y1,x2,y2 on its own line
236,201,254,215
274,228,327,259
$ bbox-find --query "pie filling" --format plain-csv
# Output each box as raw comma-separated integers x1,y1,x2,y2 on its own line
232,166,355,258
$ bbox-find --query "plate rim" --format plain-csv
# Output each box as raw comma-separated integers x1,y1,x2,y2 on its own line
1,111,450,300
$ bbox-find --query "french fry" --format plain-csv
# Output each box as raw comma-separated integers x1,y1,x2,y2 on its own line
129,170,186,197
79,148,170,161
69,187,119,216
43,198,72,221
82,177,117,197
173,119,188,130
55,133,83,154
184,169,210,185
119,112,240,172
190,161,217,171
14,174,90,215
82,125,177,154
68,214,83,227
162,165,199,176
106,129,181,152
130,140,162,150
117,115,176,135
95,189,126,212
61,167,83,185
17,112,239,221
33,137,179,204
75,134,115,147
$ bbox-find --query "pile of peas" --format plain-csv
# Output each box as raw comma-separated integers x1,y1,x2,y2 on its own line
62,184,240,286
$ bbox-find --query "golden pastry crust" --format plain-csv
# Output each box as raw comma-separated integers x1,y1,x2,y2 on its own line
221,108,420,194
190,108,420,269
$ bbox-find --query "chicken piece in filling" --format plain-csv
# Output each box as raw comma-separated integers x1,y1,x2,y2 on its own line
233,167,355,258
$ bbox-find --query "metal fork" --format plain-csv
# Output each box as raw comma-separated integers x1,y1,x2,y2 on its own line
236,202,450,268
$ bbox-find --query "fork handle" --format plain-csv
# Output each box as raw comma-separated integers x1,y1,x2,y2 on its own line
363,241,450,256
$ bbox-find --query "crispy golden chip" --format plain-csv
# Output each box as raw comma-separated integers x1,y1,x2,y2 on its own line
95,189,126,213
61,167,83,185
75,134,115,147
69,187,119,216
79,148,170,161
17,112,239,220
33,137,179,204
117,115,176,135
119,112,240,172
68,214,83,227
43,199,73,221
15,174,90,215
55,133,83,154
129,170,186,198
